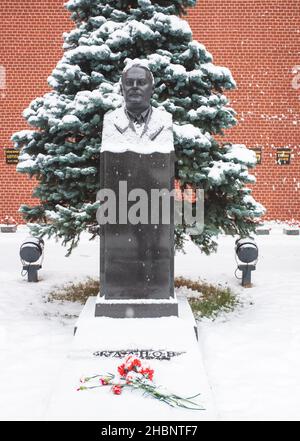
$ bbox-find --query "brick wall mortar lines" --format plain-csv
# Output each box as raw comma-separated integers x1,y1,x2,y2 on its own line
187,0,300,221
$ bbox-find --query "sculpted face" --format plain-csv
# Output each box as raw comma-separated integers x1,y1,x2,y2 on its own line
121,66,154,114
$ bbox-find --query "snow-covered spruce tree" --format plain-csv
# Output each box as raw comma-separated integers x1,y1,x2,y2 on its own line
12,0,264,255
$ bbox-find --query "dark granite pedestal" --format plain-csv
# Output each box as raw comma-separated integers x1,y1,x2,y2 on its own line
95,150,178,318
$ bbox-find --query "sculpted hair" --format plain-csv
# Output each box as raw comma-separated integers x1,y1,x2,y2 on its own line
121,62,154,86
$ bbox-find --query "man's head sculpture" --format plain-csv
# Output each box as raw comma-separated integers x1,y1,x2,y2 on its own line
120,61,155,116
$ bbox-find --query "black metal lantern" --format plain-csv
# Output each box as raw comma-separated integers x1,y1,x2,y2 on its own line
20,237,44,282
235,237,258,287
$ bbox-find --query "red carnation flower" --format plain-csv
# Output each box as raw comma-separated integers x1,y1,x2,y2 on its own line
132,358,142,368
112,385,122,395
126,358,142,372
141,368,154,381
118,364,126,377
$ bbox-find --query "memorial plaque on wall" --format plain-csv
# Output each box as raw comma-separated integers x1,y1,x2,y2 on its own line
252,148,262,165
276,149,291,165
4,148,20,164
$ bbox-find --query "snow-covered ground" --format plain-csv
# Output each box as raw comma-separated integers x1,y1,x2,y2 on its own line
0,224,299,421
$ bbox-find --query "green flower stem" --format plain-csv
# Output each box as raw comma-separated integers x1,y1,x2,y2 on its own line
125,379,204,411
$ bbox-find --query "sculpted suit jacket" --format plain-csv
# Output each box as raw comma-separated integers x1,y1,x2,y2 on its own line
101,105,174,153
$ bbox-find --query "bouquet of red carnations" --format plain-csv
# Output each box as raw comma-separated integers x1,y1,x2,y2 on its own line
77,355,203,410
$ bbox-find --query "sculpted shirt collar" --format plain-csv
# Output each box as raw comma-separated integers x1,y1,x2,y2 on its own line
112,105,165,141
125,106,151,124
124,105,152,138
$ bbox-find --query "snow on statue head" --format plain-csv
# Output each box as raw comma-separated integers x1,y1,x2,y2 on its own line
120,59,155,116
121,59,155,85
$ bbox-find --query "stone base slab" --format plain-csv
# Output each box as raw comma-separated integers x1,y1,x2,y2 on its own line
95,294,178,318
45,296,216,420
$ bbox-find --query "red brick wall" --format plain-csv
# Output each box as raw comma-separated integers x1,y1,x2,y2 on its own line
1,1,299,222
187,0,300,220
0,1,72,223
